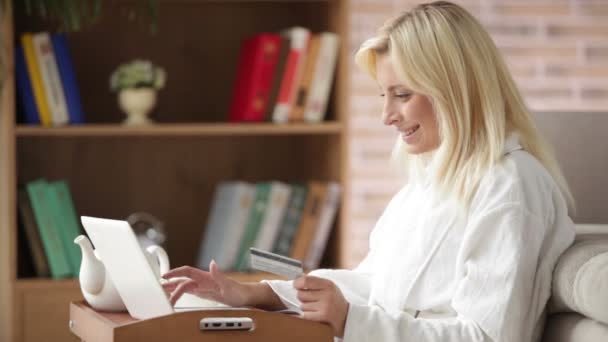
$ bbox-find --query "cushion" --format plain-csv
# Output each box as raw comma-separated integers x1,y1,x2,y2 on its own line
549,238,608,325
542,313,608,342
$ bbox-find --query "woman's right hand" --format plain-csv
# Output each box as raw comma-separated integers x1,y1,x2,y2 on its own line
161,260,250,307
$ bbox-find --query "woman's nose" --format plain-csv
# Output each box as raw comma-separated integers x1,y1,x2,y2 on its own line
382,103,400,126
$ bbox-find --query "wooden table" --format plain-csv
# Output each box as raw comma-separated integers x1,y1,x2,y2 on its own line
69,301,333,342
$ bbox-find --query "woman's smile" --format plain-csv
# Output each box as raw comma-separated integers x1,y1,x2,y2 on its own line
400,124,421,143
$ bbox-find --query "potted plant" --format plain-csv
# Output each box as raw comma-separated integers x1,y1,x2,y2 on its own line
110,59,166,125
0,0,160,93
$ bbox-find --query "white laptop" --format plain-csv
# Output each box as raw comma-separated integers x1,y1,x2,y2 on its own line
81,216,176,319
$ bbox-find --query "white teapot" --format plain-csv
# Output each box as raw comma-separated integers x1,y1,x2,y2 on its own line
74,235,170,312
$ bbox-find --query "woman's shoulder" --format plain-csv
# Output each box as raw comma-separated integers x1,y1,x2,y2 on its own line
472,150,558,219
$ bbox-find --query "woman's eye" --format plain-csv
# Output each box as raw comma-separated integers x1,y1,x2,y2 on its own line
395,93,411,99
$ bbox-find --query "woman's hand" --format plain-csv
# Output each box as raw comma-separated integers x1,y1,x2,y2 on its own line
162,260,286,311
293,275,349,338
162,260,250,307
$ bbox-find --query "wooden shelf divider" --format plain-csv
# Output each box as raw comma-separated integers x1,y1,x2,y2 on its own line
16,122,344,137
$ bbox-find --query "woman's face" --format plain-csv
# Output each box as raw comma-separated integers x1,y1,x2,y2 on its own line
376,54,440,154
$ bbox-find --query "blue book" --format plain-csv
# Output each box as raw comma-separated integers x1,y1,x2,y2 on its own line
15,46,41,124
51,33,85,124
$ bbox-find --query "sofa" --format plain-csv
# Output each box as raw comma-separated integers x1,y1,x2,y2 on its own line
542,224,608,341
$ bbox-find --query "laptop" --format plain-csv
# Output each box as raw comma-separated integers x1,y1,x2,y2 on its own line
81,216,175,319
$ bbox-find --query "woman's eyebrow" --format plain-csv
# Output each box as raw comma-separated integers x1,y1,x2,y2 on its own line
387,85,409,92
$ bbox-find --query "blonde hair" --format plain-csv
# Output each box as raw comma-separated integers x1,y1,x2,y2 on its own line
355,1,574,210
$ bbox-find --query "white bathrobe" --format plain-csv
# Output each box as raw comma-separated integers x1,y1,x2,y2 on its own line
264,136,575,342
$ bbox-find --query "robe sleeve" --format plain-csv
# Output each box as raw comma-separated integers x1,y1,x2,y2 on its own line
261,190,393,312
262,244,375,312
343,202,571,342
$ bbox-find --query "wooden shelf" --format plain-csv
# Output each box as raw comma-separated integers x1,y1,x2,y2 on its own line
16,278,79,291
16,122,344,137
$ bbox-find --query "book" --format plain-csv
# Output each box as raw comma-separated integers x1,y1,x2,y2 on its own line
51,33,86,124
271,27,311,124
228,33,283,122
263,36,291,121
17,189,50,277
304,182,341,269
289,182,328,264
31,32,69,126
234,182,272,271
303,32,340,123
21,33,52,126
46,180,83,275
25,179,72,278
290,34,321,122
253,182,292,252
197,182,255,271
15,46,41,124
273,184,308,256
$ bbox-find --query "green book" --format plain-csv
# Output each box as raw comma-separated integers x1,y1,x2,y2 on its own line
234,182,272,271
47,180,83,275
26,179,72,278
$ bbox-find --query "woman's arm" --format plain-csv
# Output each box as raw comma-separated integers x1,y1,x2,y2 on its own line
162,260,285,310
241,281,286,311
341,203,573,342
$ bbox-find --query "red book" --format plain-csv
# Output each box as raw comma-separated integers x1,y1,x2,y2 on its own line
270,27,311,124
228,33,283,122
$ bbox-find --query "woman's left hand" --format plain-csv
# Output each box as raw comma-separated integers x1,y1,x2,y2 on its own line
293,275,349,337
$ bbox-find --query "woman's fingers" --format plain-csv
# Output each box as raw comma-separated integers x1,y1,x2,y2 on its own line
209,260,226,282
297,289,321,303
168,279,197,306
293,275,332,291
162,278,188,292
162,265,199,280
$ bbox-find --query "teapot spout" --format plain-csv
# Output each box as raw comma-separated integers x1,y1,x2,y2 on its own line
74,235,105,295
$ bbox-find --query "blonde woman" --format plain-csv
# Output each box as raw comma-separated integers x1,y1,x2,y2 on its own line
163,2,575,341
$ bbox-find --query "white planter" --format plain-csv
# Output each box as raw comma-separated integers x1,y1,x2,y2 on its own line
118,88,157,125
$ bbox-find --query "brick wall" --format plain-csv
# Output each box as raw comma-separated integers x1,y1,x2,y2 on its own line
343,0,608,268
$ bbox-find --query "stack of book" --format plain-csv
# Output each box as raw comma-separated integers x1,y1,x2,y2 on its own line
16,32,85,126
18,179,83,278
227,27,340,124
197,181,341,272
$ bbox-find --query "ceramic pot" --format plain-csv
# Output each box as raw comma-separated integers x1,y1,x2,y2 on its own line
118,88,157,125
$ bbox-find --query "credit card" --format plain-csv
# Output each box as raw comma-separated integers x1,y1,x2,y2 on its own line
249,248,303,279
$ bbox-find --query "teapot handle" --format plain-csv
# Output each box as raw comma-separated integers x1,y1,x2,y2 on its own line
146,245,170,276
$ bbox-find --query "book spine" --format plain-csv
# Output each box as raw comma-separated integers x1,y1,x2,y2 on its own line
228,34,282,122
15,46,41,124
221,183,255,270
253,182,292,251
234,183,271,271
304,33,340,123
51,33,86,124
17,189,50,277
197,182,234,270
263,36,291,121
273,184,308,256
47,181,83,275
271,27,311,124
21,33,53,126
32,32,69,126
290,35,321,122
289,182,327,262
304,183,341,270
26,180,72,278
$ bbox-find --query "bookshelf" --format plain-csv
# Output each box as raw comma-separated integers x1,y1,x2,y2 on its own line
0,0,350,341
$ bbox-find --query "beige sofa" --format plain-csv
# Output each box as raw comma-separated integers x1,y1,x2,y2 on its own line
542,225,608,341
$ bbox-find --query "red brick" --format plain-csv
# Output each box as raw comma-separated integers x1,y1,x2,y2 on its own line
585,45,608,63
491,1,572,17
